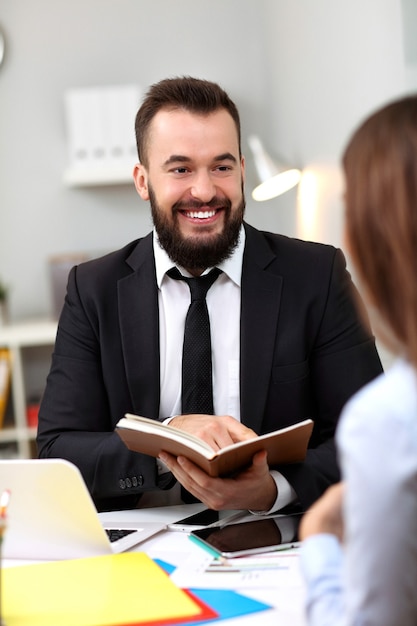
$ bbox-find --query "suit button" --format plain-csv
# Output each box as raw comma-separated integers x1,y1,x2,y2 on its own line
125,478,132,488
138,475,143,486
119,479,126,490
132,476,138,487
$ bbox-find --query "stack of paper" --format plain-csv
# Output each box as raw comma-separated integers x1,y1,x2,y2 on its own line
155,559,272,625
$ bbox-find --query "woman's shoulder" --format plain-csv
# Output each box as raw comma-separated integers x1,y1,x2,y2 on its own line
338,358,417,438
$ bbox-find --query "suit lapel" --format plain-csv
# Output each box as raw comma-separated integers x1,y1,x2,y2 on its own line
118,233,161,419
116,226,283,427
240,224,283,432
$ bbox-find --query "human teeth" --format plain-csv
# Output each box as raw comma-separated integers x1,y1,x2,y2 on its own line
186,210,216,219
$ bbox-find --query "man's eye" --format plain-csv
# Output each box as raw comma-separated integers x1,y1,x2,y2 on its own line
173,167,189,174
216,165,232,172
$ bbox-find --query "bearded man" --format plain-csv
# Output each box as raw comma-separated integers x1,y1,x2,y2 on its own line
37,77,382,512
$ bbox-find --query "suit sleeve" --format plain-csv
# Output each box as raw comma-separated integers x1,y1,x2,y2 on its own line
37,265,160,511
277,249,383,509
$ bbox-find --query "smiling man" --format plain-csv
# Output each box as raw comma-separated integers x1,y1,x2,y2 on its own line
37,77,383,512
134,99,245,275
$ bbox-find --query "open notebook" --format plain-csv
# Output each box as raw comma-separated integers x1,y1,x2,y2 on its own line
0,458,166,560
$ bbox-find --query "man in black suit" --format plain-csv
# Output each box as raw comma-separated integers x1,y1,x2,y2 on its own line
37,77,382,512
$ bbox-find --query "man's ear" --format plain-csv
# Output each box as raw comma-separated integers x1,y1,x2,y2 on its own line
241,155,246,185
133,163,149,200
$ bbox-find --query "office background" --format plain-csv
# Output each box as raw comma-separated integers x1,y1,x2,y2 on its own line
0,0,415,361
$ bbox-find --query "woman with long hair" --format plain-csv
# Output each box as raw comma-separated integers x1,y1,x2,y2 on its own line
300,94,417,625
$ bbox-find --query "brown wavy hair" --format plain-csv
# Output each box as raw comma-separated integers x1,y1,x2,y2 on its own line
343,95,417,367
135,76,241,168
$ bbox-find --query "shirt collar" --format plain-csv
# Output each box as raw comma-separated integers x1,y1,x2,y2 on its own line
153,224,245,288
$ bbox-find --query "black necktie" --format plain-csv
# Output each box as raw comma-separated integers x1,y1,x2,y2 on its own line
167,267,222,414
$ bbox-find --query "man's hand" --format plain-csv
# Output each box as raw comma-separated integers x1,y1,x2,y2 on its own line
169,414,257,450
299,482,345,542
158,449,277,511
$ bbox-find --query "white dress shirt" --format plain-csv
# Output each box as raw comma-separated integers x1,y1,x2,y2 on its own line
154,228,243,421
153,226,295,512
301,357,417,626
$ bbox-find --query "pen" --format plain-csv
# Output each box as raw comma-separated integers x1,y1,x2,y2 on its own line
188,533,226,561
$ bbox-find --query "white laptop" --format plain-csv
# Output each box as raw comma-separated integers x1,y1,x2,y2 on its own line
0,459,166,560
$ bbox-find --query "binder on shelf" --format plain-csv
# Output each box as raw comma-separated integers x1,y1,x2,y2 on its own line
0,348,11,428
63,84,142,185
26,400,40,428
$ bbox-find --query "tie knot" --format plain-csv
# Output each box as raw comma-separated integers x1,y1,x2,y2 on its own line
167,267,222,301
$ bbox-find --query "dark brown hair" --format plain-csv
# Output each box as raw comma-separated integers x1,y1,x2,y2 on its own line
343,94,417,366
134,76,241,167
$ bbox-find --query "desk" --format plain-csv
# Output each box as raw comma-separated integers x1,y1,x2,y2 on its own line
5,504,307,626
99,504,307,626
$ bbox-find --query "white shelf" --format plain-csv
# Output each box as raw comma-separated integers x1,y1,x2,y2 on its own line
0,319,57,458
63,165,135,187
0,319,58,347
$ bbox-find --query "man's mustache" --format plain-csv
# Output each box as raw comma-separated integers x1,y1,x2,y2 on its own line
173,197,231,212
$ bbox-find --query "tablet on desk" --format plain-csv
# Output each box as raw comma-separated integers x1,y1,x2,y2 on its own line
190,512,302,558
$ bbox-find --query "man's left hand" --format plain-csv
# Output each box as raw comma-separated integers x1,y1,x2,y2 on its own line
158,449,277,511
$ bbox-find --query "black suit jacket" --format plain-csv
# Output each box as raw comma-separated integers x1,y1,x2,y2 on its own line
37,223,382,511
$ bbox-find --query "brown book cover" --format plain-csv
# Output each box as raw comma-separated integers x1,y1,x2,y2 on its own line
116,414,314,478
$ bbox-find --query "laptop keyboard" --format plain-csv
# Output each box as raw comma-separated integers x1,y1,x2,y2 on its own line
105,528,137,543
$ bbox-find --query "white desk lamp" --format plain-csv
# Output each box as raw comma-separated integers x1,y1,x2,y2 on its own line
248,135,301,201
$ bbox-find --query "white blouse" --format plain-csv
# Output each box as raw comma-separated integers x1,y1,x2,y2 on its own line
301,357,417,626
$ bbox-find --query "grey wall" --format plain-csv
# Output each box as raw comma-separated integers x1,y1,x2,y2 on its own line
0,0,274,320
264,0,407,249
0,0,413,329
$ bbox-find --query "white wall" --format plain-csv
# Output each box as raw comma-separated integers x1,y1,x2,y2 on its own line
263,0,410,369
263,0,407,246
0,0,414,341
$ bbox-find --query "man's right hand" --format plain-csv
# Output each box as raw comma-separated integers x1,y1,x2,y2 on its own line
169,414,257,451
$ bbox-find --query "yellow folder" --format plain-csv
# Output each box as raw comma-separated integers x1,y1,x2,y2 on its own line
4,552,210,626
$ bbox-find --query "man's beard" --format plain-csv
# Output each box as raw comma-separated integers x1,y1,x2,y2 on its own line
149,184,245,271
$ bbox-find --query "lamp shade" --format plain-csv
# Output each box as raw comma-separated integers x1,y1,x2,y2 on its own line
248,135,301,201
